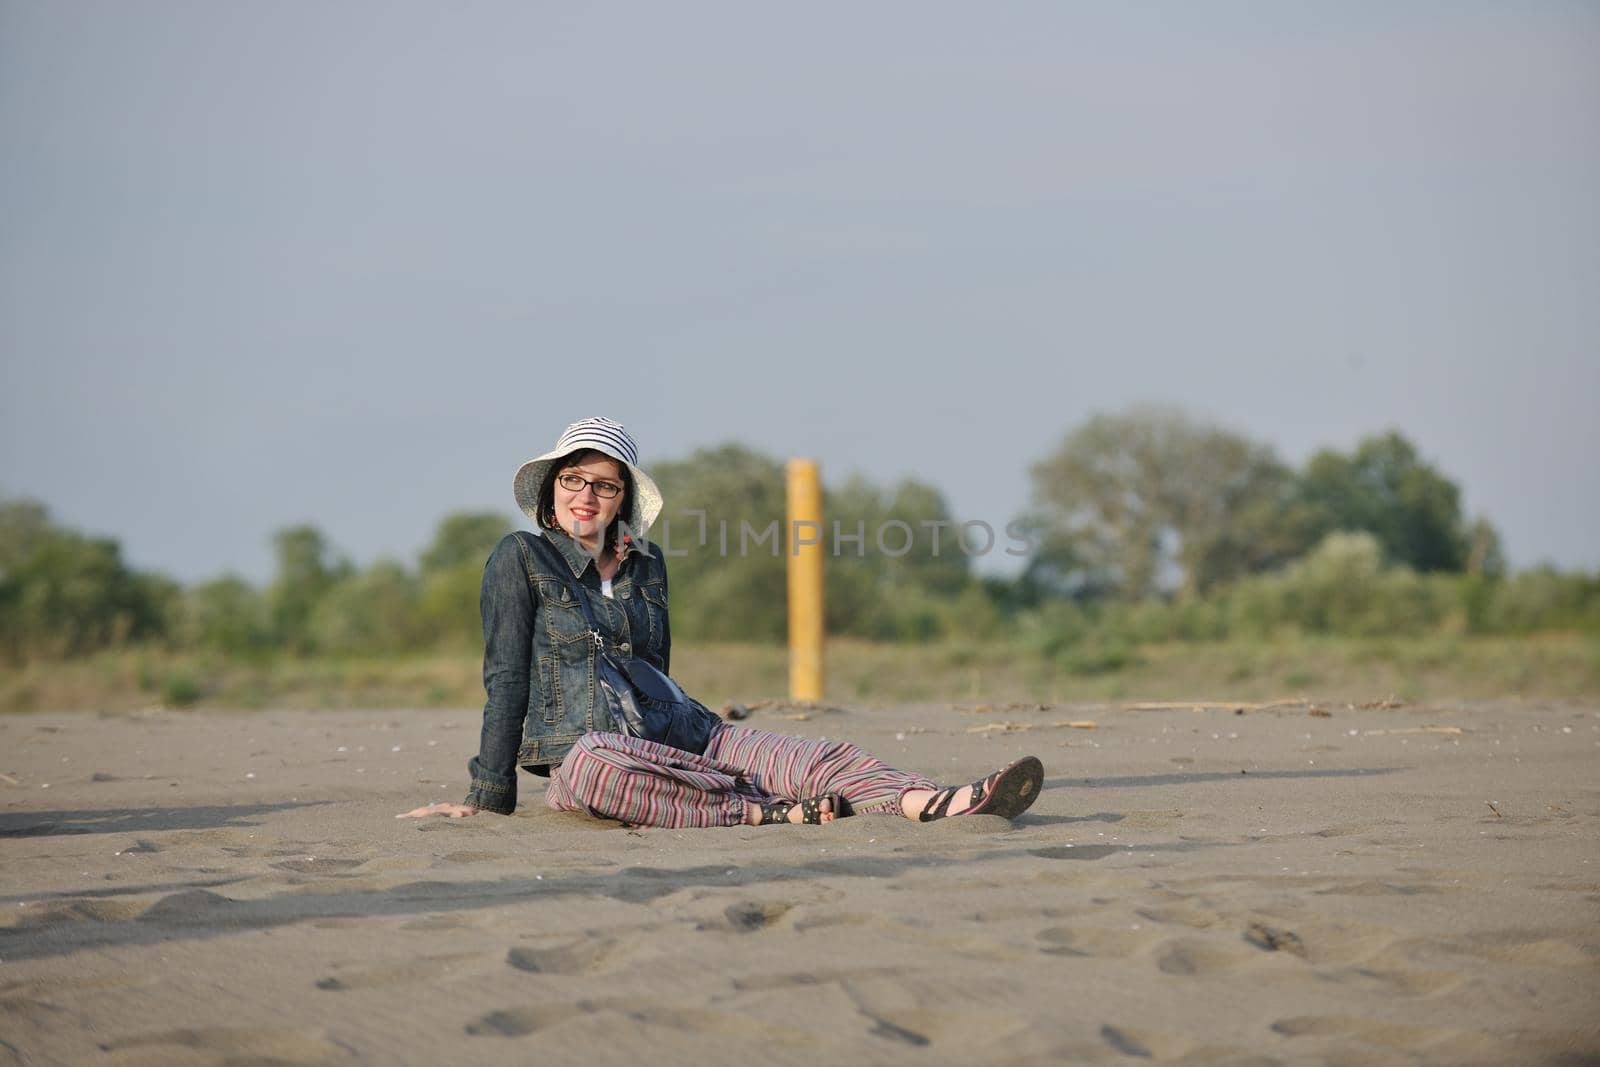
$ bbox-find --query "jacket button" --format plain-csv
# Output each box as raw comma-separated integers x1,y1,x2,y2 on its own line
618,642,630,653
621,588,631,598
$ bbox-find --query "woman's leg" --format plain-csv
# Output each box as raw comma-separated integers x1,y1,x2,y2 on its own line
898,756,1046,821
546,731,763,828
547,726,1036,828
705,724,937,817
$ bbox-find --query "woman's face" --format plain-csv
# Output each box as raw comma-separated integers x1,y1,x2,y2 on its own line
553,453,626,547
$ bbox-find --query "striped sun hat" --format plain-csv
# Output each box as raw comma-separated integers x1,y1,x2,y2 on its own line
513,417,664,540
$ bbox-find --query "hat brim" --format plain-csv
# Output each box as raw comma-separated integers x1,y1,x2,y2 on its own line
514,448,663,542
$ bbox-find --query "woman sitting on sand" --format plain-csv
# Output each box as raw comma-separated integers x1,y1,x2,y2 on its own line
400,417,1043,828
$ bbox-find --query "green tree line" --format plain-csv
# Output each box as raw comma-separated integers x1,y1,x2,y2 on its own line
4,408,1597,665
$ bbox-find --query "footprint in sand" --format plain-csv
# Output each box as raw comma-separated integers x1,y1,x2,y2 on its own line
270,857,367,875
0,994,75,1049
1154,935,1260,976
1242,922,1308,958
1120,809,1184,829
835,978,1038,1051
506,936,617,975
1099,1023,1191,1059
1337,966,1464,998
1272,1016,1535,1063
1028,845,1120,862
1135,903,1222,929
98,1026,353,1063
467,1003,580,1037
1272,1014,1440,1048
1036,924,1158,959
7,897,145,928
861,1012,931,1047
466,1000,810,1042
399,914,472,932
437,850,502,866
315,952,480,991
137,888,235,924
732,966,903,992
1447,929,1600,967
1228,914,1467,998
719,900,794,933
1313,878,1461,898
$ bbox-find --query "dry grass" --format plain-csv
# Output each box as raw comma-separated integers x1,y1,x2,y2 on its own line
3,633,1596,714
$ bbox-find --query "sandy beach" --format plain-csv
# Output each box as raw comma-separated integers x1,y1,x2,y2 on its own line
3,699,1597,1066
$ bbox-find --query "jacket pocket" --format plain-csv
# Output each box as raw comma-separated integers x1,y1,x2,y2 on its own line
640,581,668,651
536,650,563,724
535,577,591,642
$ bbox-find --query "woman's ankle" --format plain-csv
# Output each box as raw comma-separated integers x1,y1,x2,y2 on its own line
898,787,935,820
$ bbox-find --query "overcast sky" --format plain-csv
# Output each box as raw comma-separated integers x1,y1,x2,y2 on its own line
2,2,1596,583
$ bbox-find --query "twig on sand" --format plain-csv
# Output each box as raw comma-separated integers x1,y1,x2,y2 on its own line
0,772,19,786
1361,726,1463,736
722,700,777,716
1359,695,1406,709
966,720,1098,735
1121,699,1310,713
951,702,1053,714
1486,801,1503,818
733,700,850,723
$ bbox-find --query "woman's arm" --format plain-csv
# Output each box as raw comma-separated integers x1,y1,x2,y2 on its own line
401,534,534,818
466,534,536,813
404,536,533,818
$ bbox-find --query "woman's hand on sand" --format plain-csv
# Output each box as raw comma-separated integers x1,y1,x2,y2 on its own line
396,802,480,819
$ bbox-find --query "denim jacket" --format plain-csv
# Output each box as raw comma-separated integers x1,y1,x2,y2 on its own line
465,527,671,814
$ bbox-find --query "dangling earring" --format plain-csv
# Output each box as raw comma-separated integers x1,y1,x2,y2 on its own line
540,507,559,530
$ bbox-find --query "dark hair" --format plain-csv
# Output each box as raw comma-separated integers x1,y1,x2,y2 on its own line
537,448,634,547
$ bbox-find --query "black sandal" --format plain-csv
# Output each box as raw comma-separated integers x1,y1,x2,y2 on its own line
916,756,1044,822
756,794,852,825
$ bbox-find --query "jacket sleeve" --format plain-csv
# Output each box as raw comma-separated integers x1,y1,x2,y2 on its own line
659,555,671,676
465,535,533,814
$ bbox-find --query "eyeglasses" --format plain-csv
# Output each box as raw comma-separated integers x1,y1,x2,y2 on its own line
556,472,624,499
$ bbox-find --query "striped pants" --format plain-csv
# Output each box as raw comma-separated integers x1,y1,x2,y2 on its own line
545,723,937,828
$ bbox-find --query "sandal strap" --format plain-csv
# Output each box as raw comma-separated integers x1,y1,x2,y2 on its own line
800,795,847,824
969,770,995,810
762,794,846,825
917,785,961,822
917,768,1002,822
758,800,794,825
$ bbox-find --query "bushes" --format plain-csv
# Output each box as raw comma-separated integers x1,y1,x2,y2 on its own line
5,476,1597,672
183,576,273,655
1481,567,1600,634
309,561,428,655
0,499,178,662
1223,532,1454,638
1000,533,1597,664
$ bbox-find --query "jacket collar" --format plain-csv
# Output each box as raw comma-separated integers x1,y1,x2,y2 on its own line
537,526,643,578
538,527,599,579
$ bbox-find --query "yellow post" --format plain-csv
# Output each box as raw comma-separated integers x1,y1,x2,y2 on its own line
786,458,824,702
